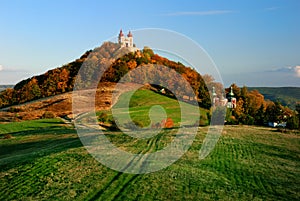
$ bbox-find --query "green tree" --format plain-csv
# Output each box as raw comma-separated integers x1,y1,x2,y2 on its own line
255,104,265,125
286,113,299,129
265,101,282,122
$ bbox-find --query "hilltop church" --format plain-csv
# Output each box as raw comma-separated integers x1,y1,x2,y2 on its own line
118,29,134,48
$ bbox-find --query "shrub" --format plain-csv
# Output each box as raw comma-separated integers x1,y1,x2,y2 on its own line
98,112,109,123
42,111,56,119
1,134,12,139
162,118,174,129
286,115,299,130
199,119,207,127
226,116,238,125
199,114,208,126
108,119,120,131
8,107,24,113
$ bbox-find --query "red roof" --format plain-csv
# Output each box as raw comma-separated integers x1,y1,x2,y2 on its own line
127,31,132,37
119,29,124,37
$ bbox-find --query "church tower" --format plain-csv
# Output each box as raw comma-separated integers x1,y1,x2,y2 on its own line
118,29,125,45
127,31,133,47
227,87,236,109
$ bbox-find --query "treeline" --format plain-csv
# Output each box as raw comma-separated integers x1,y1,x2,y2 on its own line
224,84,299,129
0,42,212,109
0,50,91,108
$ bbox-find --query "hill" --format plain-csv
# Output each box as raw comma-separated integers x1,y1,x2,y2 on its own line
0,42,211,110
248,87,300,109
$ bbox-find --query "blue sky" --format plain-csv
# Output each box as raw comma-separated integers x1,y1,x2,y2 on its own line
0,0,299,86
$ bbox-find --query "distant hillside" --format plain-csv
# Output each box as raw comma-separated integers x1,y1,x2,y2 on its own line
0,85,14,92
248,87,300,109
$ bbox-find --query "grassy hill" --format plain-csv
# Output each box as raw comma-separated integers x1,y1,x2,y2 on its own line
111,89,208,127
248,87,300,109
0,89,299,200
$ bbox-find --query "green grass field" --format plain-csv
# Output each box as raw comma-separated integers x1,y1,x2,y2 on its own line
0,120,299,200
0,89,299,200
100,89,208,128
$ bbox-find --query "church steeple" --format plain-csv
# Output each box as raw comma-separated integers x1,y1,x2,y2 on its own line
227,86,236,109
127,31,132,37
119,29,124,37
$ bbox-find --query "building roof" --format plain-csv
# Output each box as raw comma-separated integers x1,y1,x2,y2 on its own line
119,29,124,37
127,31,133,37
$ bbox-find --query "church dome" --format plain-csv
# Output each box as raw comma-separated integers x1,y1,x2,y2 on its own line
119,29,124,37
127,31,133,37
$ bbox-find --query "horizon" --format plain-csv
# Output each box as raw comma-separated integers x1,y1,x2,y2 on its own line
0,0,299,87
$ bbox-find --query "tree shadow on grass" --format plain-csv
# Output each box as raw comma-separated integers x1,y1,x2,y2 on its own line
0,124,99,171
6,126,76,137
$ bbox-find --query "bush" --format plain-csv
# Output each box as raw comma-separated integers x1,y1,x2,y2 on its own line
108,119,120,131
199,119,207,127
3,134,12,139
42,111,56,119
98,112,109,123
162,118,174,129
8,107,24,113
199,114,208,126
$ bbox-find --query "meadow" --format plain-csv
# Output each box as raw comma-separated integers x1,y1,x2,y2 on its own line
0,119,299,200
0,89,299,200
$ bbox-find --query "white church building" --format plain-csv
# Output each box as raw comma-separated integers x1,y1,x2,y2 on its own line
118,29,134,48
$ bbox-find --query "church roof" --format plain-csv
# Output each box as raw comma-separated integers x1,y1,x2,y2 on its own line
127,31,133,37
119,29,124,37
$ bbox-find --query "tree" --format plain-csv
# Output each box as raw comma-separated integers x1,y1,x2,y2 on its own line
233,98,244,120
57,68,69,93
286,114,299,129
265,101,282,122
255,104,265,125
296,103,300,120
247,90,264,117
240,86,248,100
